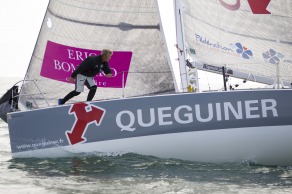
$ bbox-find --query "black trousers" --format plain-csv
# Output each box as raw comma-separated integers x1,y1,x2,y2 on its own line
60,80,97,104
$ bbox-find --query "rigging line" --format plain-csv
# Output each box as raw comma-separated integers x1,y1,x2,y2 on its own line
47,8,160,30
187,14,292,45
21,1,50,96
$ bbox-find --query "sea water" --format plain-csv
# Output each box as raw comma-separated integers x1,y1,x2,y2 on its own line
1,78,292,194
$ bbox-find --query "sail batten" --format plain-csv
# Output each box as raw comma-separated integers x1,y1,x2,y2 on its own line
48,8,160,30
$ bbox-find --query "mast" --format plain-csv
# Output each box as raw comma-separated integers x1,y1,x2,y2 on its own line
174,0,189,92
155,0,180,92
174,0,200,93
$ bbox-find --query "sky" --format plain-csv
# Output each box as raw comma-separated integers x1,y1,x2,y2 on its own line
0,0,49,78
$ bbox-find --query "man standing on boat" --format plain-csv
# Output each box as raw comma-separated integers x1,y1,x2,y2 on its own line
58,49,113,105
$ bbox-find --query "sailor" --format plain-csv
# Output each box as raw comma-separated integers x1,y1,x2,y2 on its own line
58,49,113,105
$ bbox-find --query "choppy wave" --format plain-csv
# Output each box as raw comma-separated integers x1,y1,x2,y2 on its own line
2,153,292,194
1,121,292,194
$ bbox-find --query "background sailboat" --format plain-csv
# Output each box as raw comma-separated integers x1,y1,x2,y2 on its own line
177,0,292,90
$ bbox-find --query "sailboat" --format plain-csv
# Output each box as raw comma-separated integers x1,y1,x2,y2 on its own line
1,0,292,166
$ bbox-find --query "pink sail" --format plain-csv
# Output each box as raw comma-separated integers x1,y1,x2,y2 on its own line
41,41,132,88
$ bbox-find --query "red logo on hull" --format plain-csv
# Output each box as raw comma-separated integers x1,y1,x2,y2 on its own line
66,102,105,145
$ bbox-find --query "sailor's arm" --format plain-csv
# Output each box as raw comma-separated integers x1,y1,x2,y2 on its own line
105,73,112,78
103,62,112,78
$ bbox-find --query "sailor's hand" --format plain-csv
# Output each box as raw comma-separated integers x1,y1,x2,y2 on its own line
69,77,74,83
106,74,112,78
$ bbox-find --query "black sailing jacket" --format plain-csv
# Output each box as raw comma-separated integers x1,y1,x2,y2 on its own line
71,55,112,78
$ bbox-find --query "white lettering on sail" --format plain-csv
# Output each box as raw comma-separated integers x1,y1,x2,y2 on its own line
54,60,76,72
54,59,61,70
75,51,83,61
54,59,117,77
110,68,118,77
67,49,75,60
67,49,97,61
97,68,118,77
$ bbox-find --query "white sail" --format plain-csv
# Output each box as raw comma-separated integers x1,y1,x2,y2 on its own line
18,0,175,110
179,0,292,87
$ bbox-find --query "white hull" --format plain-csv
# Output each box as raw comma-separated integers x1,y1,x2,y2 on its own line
13,125,292,166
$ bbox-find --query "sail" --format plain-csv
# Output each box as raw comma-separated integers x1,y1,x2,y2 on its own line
179,0,292,86
18,0,174,110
